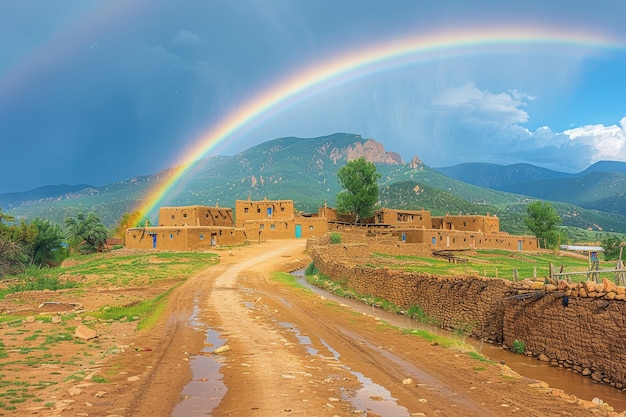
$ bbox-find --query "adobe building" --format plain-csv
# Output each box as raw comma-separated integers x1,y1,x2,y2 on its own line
397,213,538,251
235,198,328,241
125,205,247,250
374,208,432,228
321,207,539,252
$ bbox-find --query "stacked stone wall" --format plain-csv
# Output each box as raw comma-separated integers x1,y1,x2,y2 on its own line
307,237,626,389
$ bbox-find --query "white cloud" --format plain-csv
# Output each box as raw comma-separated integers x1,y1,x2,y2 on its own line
432,82,531,126
563,117,626,162
171,30,205,46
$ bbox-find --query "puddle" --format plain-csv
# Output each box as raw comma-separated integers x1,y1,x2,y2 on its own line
172,300,228,417
278,321,410,416
349,371,409,417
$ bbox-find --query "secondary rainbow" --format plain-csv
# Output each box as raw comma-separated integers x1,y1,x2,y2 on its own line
136,26,620,220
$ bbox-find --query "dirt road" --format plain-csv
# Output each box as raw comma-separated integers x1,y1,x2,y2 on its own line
65,239,617,416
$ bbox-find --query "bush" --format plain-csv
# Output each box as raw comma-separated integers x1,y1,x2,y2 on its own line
512,339,525,354
329,232,341,244
304,262,318,276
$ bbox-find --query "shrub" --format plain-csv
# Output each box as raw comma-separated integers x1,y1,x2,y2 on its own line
512,339,525,354
304,262,318,276
329,232,341,244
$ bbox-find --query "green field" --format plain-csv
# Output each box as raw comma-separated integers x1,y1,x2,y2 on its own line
369,249,614,282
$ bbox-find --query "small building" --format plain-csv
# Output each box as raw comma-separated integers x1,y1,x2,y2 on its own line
126,205,247,251
236,198,328,241
373,208,432,228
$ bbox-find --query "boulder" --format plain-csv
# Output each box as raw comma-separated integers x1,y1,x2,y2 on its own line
74,325,98,340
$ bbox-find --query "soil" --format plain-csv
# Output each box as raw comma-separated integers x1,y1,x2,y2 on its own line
0,239,622,416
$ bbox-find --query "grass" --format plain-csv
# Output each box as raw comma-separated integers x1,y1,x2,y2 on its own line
370,249,597,281
272,272,309,290
0,251,219,299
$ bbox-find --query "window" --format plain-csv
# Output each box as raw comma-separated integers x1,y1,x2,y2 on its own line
281,207,285,212
431,237,436,244
199,234,204,240
171,215,175,219
260,224,264,230
244,207,249,213
257,208,261,213
183,213,187,218
169,234,174,239
270,224,276,230
309,225,314,230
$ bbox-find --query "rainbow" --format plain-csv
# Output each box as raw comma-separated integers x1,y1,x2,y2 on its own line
136,26,621,220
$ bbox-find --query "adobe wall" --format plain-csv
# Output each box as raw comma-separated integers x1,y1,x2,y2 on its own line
235,199,295,227
431,214,500,233
376,208,431,228
159,206,233,227
125,226,246,250
403,229,539,251
306,237,626,389
243,217,328,241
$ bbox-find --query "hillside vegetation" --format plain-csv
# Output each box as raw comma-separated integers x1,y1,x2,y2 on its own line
3,133,626,236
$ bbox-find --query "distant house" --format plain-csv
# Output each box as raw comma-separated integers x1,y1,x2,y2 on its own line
321,207,539,251
235,197,328,241
125,205,246,251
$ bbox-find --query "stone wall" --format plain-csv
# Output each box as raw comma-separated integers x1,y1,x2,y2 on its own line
307,237,626,389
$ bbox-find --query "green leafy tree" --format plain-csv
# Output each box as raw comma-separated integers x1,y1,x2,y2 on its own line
112,211,144,239
601,236,623,261
524,201,562,249
336,157,381,224
28,218,66,266
64,212,109,254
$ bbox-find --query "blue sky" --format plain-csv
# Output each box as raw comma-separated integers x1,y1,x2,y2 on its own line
0,0,625,193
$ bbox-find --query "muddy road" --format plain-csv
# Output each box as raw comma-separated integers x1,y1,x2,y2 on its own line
67,239,618,416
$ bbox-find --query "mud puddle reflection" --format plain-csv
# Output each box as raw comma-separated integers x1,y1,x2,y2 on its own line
279,321,410,416
173,299,227,416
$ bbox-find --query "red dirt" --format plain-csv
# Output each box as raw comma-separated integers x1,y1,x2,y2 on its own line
0,239,621,416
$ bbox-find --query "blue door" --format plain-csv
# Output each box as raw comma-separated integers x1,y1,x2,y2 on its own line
151,234,157,249
267,207,273,217
295,224,302,238
401,232,406,242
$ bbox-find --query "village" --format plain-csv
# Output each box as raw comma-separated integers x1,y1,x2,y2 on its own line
125,197,539,252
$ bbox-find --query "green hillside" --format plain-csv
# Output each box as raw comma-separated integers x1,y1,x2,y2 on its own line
4,133,626,236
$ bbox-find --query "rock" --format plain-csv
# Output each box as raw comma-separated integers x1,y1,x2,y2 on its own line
51,315,63,324
214,344,230,354
538,354,549,362
68,387,83,396
24,316,36,323
584,281,596,292
545,284,557,292
530,282,545,290
94,391,107,398
582,368,592,376
127,376,140,382
603,278,617,293
74,324,98,340
402,378,413,385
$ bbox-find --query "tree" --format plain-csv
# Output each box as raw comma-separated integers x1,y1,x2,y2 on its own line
0,237,27,277
28,218,66,266
64,212,109,254
524,201,561,249
111,211,144,239
601,236,623,261
336,157,381,224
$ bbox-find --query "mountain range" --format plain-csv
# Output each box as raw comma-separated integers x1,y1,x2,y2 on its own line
2,133,625,236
